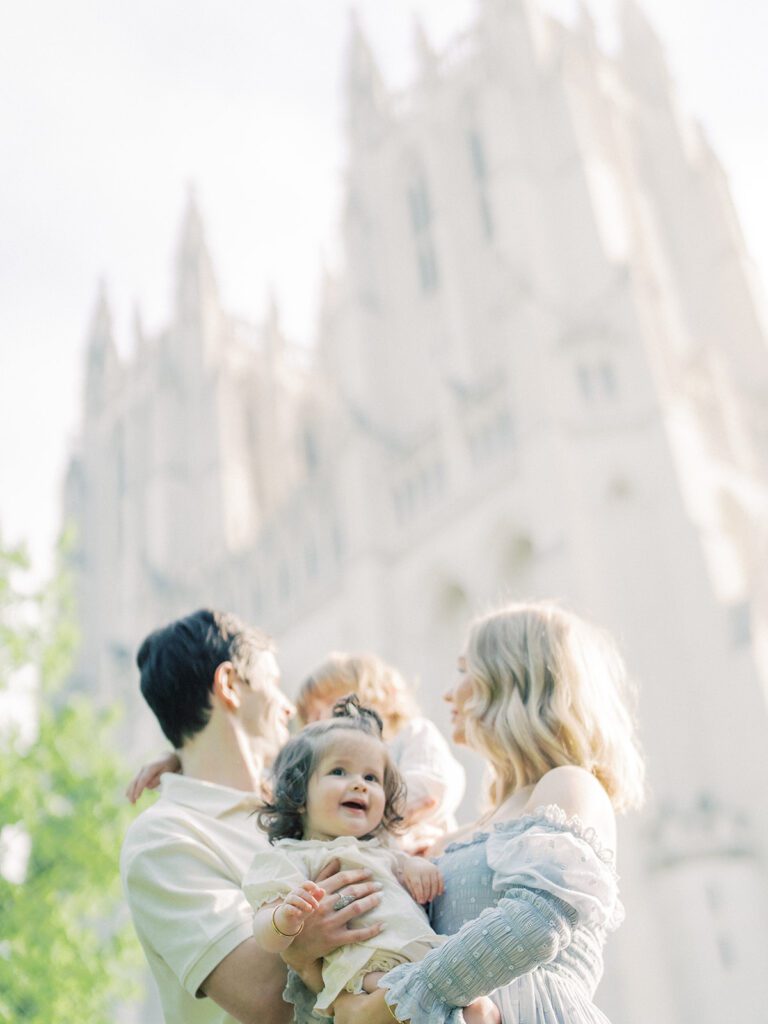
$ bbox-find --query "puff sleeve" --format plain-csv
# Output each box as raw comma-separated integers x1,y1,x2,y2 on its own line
379,807,621,1024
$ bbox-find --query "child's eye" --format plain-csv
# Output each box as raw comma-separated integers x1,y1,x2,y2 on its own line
329,767,345,776
364,773,380,783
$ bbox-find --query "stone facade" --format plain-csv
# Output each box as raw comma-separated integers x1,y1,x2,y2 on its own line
66,2,768,1020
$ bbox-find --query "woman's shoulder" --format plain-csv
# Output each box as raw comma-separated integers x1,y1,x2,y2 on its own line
523,767,616,850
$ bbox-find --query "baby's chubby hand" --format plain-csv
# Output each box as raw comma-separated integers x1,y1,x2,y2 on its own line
398,855,444,904
274,880,326,936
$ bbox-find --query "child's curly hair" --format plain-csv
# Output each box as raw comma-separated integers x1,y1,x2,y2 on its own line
257,695,406,844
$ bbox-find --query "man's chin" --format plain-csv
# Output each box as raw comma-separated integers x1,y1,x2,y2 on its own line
260,733,289,769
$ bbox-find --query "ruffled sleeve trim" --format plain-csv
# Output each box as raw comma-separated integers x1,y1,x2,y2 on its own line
443,804,617,875
484,805,623,931
380,981,464,1024
498,804,618,874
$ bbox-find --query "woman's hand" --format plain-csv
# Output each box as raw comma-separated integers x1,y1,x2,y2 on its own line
334,988,406,1024
254,882,325,954
282,859,384,984
125,751,181,803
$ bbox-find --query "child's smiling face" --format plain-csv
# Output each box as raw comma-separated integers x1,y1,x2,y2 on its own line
303,731,387,841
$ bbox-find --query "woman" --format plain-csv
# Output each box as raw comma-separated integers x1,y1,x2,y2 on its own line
329,600,645,1024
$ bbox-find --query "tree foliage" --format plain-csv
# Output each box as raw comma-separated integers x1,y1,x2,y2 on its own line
0,535,142,1022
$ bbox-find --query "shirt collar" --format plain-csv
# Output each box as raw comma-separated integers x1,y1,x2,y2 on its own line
158,772,263,817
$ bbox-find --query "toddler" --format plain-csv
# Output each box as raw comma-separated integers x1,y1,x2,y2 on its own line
297,653,466,853
246,696,497,1023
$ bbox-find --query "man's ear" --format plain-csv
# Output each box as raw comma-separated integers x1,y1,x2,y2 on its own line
212,662,241,711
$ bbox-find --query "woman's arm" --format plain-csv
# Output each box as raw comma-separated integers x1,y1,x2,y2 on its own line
373,770,617,1022
379,885,575,1022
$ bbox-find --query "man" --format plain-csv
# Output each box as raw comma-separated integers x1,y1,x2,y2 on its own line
121,609,383,1024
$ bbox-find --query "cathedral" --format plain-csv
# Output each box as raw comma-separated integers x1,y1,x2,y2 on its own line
65,2,768,1020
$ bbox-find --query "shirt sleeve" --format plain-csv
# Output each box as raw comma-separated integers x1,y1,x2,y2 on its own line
121,816,255,1000
393,718,466,816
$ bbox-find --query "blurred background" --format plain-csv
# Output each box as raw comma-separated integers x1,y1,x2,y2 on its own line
2,0,768,1021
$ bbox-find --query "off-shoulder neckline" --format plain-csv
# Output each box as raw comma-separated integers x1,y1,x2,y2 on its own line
441,803,617,870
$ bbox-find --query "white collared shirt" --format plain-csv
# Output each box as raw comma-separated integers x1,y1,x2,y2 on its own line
120,773,268,1024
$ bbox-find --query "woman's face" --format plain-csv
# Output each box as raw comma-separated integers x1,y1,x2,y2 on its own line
444,654,476,746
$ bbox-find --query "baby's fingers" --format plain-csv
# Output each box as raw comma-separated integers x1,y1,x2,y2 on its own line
301,880,325,902
284,891,320,915
411,877,427,904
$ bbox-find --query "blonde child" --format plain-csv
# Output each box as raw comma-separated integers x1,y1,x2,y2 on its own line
246,696,498,1023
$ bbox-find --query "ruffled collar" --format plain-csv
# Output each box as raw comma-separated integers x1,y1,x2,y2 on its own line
441,803,617,875
276,834,384,851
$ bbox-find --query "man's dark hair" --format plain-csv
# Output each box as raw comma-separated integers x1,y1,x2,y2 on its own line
136,609,274,749
257,695,405,843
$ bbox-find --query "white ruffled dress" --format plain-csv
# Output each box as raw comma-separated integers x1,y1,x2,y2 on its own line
380,805,624,1024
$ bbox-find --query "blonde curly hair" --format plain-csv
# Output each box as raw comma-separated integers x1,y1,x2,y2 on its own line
296,652,418,740
463,602,645,813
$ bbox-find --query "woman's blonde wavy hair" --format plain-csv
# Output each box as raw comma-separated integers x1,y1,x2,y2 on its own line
463,602,645,813
296,652,418,740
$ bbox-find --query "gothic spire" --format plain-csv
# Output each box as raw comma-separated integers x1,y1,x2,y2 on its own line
132,300,147,356
85,280,119,415
618,0,671,103
345,11,389,142
174,186,220,326
263,287,285,365
575,0,598,53
478,0,526,23
413,14,438,80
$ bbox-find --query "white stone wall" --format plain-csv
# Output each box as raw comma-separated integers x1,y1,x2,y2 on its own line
66,3,768,1021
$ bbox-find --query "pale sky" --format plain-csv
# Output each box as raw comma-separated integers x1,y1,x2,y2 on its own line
1,0,766,580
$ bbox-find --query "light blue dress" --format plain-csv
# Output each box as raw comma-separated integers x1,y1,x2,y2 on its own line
379,805,623,1024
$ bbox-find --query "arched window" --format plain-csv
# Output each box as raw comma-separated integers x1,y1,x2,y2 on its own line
407,171,439,292
467,128,493,240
